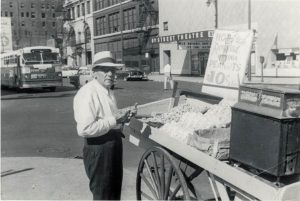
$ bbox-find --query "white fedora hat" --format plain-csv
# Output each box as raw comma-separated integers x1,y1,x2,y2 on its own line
93,51,124,70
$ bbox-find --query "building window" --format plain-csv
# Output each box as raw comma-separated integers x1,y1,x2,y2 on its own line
4,11,8,17
77,5,80,17
108,0,119,6
26,12,29,17
52,22,56,27
78,32,82,44
85,27,91,43
108,12,119,33
47,4,50,9
10,12,13,17
81,3,85,16
9,2,13,7
11,22,14,26
41,4,45,9
21,12,24,17
95,16,106,36
52,4,55,9
52,13,56,18
87,1,90,14
123,7,136,30
21,21,25,26
42,13,46,18
163,21,168,31
42,22,46,27
31,12,36,18
94,0,104,11
20,3,24,8
31,3,35,8
71,7,75,19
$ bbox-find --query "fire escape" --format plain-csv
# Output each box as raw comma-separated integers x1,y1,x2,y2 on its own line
53,6,74,62
134,0,158,54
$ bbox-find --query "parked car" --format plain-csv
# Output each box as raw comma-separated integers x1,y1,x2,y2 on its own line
69,65,116,89
62,66,78,78
69,66,92,89
123,70,148,81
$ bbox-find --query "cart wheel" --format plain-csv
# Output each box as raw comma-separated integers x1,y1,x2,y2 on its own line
136,146,190,200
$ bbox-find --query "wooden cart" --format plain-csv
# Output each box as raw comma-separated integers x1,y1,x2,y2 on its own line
122,91,300,201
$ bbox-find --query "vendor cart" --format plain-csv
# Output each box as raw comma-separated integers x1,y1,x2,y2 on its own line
122,88,300,201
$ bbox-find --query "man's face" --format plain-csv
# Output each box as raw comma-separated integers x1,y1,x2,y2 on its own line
93,66,116,88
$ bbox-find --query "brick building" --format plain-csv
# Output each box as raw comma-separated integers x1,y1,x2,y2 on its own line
1,0,64,50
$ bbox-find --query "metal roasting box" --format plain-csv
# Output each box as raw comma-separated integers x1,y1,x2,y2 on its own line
230,85,300,177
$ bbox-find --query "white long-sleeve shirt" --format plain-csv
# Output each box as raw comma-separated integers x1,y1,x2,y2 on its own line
164,64,171,77
73,79,118,138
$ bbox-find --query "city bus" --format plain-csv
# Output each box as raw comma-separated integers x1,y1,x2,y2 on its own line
0,46,63,91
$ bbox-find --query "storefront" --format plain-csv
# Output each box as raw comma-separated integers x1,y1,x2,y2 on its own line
152,30,213,76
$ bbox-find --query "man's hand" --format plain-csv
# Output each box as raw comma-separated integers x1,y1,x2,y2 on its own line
116,103,138,124
129,103,138,118
116,110,131,124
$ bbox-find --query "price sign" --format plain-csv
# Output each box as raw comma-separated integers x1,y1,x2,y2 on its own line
202,30,254,100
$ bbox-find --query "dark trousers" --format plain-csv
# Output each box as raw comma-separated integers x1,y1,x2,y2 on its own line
83,130,123,200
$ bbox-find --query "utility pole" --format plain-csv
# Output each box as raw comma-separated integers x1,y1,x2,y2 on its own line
248,0,252,81
206,0,218,29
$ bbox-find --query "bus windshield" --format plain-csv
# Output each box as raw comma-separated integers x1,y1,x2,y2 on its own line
23,53,42,64
23,52,60,64
42,52,60,64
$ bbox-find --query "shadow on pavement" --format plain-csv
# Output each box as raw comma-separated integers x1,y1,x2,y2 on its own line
1,168,34,177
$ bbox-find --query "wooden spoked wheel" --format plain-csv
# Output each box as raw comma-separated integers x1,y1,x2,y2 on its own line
136,146,191,200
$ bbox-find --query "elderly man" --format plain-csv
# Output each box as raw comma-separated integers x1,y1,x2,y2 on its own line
73,51,133,200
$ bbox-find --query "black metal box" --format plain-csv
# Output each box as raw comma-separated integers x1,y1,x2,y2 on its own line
230,85,300,177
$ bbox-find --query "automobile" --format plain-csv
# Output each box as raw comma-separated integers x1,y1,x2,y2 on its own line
62,66,78,78
69,65,116,89
123,70,148,81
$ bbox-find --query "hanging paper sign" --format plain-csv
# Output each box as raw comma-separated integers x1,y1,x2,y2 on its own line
202,29,254,100
1,17,13,52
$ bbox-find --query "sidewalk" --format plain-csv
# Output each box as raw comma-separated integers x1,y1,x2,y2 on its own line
1,157,137,200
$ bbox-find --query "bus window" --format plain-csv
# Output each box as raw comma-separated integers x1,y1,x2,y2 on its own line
42,52,59,64
23,53,42,64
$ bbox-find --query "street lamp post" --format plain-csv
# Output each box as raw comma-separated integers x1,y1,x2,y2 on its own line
206,0,218,29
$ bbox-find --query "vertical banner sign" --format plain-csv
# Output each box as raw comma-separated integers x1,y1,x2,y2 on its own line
1,17,13,52
202,30,254,100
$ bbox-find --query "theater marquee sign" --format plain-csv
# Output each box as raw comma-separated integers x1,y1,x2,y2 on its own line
151,30,214,44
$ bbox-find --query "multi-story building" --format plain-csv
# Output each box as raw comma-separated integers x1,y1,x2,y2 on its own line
1,0,64,50
157,0,300,78
63,0,159,71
